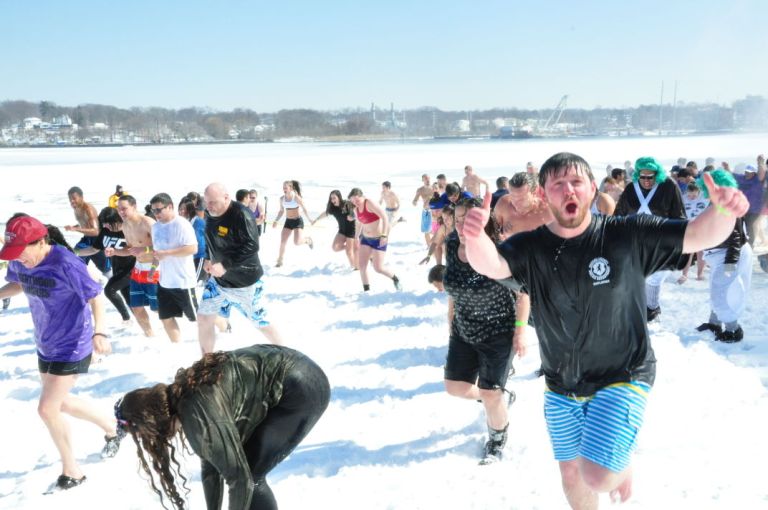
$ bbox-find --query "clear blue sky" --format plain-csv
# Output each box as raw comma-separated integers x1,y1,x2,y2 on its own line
4,0,766,112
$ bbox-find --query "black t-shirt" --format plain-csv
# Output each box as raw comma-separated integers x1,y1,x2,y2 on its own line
92,227,134,276
444,232,516,342
330,201,356,236
204,202,263,288
498,214,687,396
614,177,686,219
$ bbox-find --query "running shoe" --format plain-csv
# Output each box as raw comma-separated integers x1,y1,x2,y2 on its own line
716,327,743,343
101,430,125,459
646,306,661,322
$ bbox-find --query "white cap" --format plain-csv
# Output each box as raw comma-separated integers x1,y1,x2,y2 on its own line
705,157,715,166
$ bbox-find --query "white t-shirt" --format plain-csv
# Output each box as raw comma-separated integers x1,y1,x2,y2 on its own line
151,215,198,289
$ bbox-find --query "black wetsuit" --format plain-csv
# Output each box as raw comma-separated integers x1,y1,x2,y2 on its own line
93,227,134,321
176,345,330,510
204,202,263,288
498,215,687,397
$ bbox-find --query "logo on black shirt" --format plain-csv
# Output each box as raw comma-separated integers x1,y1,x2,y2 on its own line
588,257,611,286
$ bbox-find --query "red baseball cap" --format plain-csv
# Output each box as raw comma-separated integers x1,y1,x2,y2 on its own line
0,216,48,260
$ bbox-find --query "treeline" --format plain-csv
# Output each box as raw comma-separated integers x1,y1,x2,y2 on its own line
1,95,767,142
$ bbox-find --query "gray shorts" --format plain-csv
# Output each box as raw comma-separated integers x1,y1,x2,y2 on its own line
198,278,269,327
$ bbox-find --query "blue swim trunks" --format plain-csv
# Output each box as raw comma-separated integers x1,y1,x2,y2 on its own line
544,381,651,473
420,209,432,233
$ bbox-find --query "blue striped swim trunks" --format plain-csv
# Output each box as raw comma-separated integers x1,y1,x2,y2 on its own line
543,381,651,473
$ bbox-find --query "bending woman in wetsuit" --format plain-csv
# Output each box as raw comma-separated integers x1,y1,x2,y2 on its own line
348,187,400,291
116,344,330,510
272,180,313,267
312,189,358,270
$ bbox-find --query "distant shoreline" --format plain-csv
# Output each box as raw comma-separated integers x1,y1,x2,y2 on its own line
2,128,765,149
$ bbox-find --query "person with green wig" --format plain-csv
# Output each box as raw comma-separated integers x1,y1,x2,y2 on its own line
615,156,686,321
460,152,750,509
694,169,752,342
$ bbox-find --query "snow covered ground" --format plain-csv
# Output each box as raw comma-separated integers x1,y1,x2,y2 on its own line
0,135,766,509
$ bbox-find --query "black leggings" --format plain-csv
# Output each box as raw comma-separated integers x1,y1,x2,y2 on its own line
243,355,330,510
104,267,132,321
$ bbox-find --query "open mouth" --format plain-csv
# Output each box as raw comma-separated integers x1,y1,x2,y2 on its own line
565,203,578,214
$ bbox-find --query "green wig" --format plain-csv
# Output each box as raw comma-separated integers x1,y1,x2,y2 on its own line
633,157,668,185
696,168,738,199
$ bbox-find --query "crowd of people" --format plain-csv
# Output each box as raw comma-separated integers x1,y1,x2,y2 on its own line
0,151,765,509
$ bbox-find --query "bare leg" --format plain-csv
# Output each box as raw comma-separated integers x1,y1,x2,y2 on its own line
358,244,372,287
215,315,230,332
559,460,598,510
695,251,706,279
258,324,284,346
131,306,154,336
371,250,395,279
444,381,508,431
277,228,291,264
580,457,632,499
293,227,311,247
161,317,181,343
38,373,83,478
198,313,217,354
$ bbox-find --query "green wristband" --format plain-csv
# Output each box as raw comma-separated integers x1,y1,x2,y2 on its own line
514,320,526,327
715,204,731,216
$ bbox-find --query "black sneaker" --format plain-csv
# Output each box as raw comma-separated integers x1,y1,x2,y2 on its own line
101,430,125,459
392,276,402,291
50,474,86,492
716,327,744,343
646,306,661,322
696,322,722,334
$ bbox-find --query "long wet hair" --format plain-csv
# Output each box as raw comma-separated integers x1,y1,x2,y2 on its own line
117,351,231,510
326,190,348,215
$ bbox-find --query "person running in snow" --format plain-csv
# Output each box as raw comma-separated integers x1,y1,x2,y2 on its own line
694,169,753,342
615,157,686,322
444,196,528,464
115,344,329,510
65,186,112,277
348,187,401,292
271,180,313,267
412,174,436,247
75,206,135,325
0,215,123,492
379,181,405,229
493,172,554,242
311,190,358,270
199,183,283,353
461,151,749,509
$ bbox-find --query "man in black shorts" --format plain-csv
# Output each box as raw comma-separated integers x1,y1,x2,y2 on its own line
462,152,749,508
150,193,199,343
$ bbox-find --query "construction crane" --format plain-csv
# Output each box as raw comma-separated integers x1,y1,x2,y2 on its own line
542,95,568,131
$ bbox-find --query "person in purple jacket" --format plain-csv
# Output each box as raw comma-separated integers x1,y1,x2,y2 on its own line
0,215,123,493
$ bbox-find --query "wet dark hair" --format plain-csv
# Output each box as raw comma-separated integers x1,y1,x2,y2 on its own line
445,182,461,196
382,181,391,188
326,190,344,215
67,186,83,197
285,180,302,197
509,172,530,190
178,198,196,220
677,168,691,179
611,168,626,181
235,189,249,202
117,351,230,510
119,194,137,207
150,193,173,207
686,182,700,193
495,176,509,189
348,187,363,199
538,152,594,189
428,264,446,284
98,206,122,227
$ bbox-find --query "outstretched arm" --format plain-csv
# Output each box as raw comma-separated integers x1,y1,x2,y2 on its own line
463,190,513,279
683,172,749,254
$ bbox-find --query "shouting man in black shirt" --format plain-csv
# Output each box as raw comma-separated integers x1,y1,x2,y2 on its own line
462,152,749,509
197,182,283,353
